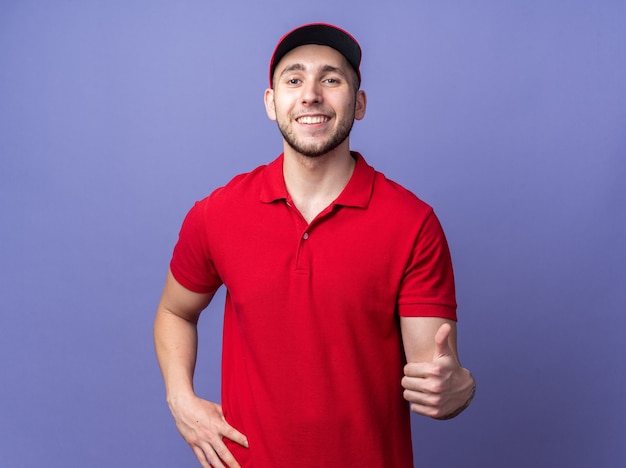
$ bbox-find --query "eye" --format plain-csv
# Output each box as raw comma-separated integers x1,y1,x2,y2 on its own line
287,78,301,85
323,77,341,85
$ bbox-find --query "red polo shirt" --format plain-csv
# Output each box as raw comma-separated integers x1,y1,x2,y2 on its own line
170,152,457,467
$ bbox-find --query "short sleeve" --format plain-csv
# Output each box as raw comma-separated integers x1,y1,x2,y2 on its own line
397,210,457,320
170,199,223,294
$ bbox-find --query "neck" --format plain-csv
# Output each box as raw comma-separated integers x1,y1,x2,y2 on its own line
282,144,356,223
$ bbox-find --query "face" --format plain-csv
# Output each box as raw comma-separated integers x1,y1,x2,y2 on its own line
265,44,366,158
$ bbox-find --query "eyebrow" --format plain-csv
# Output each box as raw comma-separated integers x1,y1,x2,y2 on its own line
278,63,305,79
278,63,347,80
320,65,345,76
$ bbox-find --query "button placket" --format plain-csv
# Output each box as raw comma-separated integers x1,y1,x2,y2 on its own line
295,226,313,272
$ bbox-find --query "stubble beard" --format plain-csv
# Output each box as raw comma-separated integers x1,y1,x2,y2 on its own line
277,108,356,158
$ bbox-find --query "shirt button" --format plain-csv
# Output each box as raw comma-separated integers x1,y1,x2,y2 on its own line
303,232,309,240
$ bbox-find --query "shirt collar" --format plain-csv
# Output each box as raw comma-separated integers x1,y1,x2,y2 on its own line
260,152,374,209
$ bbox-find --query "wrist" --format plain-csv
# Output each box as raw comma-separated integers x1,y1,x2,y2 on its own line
166,386,196,410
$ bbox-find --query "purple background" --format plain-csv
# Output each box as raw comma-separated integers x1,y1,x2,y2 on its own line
1,1,625,467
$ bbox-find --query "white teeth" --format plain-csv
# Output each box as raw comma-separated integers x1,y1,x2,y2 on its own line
297,116,329,124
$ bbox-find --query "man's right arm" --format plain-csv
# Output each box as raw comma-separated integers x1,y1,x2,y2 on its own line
154,269,248,468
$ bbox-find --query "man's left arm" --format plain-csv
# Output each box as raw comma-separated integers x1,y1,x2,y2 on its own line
400,317,476,419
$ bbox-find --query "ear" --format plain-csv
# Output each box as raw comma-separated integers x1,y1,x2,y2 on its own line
264,88,277,121
354,90,367,121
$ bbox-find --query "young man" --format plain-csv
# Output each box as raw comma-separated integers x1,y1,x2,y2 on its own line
154,23,476,468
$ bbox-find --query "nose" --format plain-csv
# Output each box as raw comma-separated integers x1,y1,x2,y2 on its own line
301,80,322,105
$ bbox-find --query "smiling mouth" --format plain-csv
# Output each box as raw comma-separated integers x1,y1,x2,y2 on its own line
296,115,330,124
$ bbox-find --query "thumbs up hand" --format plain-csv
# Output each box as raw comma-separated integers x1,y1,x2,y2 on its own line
401,323,476,420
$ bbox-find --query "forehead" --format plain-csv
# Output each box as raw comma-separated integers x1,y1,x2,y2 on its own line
274,44,351,74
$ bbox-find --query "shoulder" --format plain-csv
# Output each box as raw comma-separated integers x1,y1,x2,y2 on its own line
213,163,268,198
371,170,434,219
192,163,270,212
349,153,433,218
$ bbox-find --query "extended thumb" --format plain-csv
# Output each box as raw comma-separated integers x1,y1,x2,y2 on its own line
433,322,453,359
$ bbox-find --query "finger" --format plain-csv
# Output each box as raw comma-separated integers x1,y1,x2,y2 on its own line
403,361,437,380
211,422,247,468
222,423,249,448
213,405,248,448
405,389,441,407
409,400,446,419
213,446,240,468
201,438,242,468
433,322,453,360
192,444,224,468
403,388,443,413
